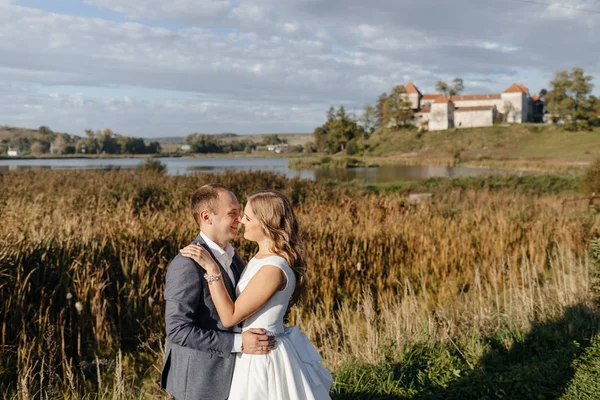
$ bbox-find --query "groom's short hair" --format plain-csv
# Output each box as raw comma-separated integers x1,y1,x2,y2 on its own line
190,184,232,227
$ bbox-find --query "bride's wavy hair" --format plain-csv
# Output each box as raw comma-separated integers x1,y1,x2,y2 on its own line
247,190,307,309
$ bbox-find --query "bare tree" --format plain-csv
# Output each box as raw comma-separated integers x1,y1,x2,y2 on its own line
435,78,464,97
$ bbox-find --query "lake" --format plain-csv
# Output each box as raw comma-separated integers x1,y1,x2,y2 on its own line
0,157,518,184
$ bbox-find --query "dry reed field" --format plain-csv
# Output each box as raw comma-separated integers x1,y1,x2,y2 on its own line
1,168,599,399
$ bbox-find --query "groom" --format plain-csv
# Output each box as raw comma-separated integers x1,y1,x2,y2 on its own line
161,184,275,400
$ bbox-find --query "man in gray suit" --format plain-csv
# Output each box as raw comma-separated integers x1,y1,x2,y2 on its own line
161,184,275,400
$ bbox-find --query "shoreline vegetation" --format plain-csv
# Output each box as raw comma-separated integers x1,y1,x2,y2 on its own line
2,167,600,398
0,150,300,160
3,125,600,176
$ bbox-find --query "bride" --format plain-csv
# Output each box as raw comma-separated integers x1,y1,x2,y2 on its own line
179,190,332,400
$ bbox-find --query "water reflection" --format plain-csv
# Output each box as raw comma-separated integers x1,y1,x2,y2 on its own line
0,157,515,183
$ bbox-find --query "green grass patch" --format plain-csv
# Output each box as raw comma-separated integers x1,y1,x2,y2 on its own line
332,305,600,400
365,174,582,196
366,125,600,163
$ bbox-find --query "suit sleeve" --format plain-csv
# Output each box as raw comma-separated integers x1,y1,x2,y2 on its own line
164,255,234,358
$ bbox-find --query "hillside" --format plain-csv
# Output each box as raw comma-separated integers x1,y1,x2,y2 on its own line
0,125,74,141
365,124,600,171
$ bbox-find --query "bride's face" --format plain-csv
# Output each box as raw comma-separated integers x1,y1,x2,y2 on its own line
241,203,264,243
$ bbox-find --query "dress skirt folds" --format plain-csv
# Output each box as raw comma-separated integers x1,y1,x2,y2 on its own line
228,326,333,400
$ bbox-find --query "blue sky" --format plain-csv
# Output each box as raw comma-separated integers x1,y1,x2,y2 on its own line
1,0,598,137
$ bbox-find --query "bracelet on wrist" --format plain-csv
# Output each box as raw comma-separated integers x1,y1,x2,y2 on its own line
203,272,222,284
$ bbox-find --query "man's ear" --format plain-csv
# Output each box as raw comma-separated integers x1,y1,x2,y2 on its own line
199,209,212,225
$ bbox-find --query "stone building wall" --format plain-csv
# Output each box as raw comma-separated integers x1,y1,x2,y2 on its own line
454,108,495,129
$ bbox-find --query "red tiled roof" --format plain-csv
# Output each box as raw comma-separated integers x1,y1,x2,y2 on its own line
422,94,501,101
532,94,540,101
450,94,501,101
434,96,454,104
455,106,495,112
503,83,526,94
519,84,529,95
405,82,421,94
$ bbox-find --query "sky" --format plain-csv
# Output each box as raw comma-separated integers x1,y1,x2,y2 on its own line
0,0,598,137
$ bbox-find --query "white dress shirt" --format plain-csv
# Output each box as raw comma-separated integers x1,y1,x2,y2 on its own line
199,232,242,353
200,232,236,283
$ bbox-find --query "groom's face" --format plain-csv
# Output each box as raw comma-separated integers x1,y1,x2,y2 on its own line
208,190,241,244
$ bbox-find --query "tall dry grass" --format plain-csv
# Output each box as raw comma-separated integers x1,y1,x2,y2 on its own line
0,169,598,397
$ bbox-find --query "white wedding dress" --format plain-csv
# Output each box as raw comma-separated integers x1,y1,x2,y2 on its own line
228,255,333,400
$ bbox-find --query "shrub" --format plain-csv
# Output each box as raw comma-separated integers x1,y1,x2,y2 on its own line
582,158,600,195
132,184,169,212
345,140,360,156
135,159,166,175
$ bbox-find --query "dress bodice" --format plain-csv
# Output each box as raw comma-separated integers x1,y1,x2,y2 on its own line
236,255,296,334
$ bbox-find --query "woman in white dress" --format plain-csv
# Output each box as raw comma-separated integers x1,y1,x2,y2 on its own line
180,190,332,400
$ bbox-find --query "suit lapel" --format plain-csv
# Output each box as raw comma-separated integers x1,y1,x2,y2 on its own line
231,250,245,283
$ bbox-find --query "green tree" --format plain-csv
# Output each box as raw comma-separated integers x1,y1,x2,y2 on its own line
313,127,328,152
303,141,316,153
336,105,347,120
30,141,50,155
145,141,161,154
99,128,120,154
546,67,595,130
262,134,287,145
312,106,364,153
327,106,336,122
435,78,464,97
539,88,549,105
359,104,377,139
81,129,100,154
38,126,53,136
384,85,414,129
591,96,600,126
125,138,148,154
185,133,223,153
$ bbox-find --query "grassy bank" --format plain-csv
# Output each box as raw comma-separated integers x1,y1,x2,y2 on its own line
288,125,600,174
288,156,380,169
365,174,583,196
362,124,600,173
1,170,599,398
0,151,308,161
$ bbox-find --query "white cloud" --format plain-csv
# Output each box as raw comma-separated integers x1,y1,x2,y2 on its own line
282,22,299,33
358,24,379,39
0,0,597,135
85,0,232,22
0,87,327,136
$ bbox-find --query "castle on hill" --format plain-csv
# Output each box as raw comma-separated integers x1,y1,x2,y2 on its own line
403,82,544,131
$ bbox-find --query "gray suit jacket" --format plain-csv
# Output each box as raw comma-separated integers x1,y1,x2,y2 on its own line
161,233,244,400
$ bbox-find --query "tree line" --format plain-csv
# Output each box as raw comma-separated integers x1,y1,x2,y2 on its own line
1,126,297,157
183,133,290,153
1,127,161,156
